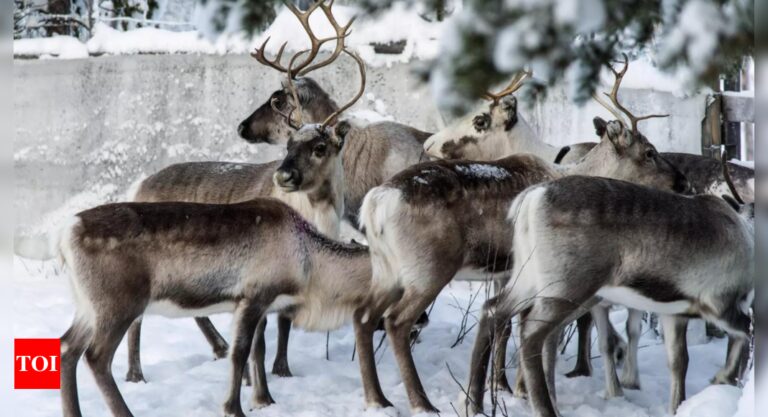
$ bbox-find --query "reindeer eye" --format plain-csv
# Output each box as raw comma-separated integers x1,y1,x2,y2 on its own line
645,149,656,159
473,114,491,132
314,143,327,156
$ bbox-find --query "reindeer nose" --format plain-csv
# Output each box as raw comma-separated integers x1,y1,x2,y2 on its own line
237,122,247,138
275,169,301,189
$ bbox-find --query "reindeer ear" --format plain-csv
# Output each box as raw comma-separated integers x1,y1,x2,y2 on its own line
605,120,632,150
593,117,608,137
332,120,351,148
500,95,519,131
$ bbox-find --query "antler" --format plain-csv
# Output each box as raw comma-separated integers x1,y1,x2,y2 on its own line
251,0,354,79
296,0,355,76
272,50,309,130
721,148,745,205
599,53,669,132
482,70,531,104
320,48,366,128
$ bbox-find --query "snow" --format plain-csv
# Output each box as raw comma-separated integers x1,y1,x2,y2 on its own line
455,164,513,180
10,258,748,417
14,2,448,66
86,23,220,55
13,36,89,60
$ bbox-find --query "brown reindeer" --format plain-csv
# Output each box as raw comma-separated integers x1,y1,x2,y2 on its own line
119,39,366,388
238,0,432,223
357,101,688,413
464,169,753,417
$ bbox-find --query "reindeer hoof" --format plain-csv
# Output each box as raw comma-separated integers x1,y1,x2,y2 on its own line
125,369,146,383
271,360,293,377
223,401,247,417
493,376,514,393
411,405,440,416
620,375,641,390
711,372,737,386
251,394,276,409
565,366,592,378
213,345,229,359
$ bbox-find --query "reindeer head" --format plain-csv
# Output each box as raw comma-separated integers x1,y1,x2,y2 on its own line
238,0,353,145
423,72,536,160
274,121,351,191
238,78,338,144
273,47,365,193
579,55,690,193
587,117,689,193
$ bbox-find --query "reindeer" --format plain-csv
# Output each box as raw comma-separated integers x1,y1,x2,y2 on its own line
238,0,432,223
422,68,754,200
120,40,366,386
357,107,688,412
563,58,754,397
422,72,596,164
57,196,405,417
464,167,753,417
57,53,403,417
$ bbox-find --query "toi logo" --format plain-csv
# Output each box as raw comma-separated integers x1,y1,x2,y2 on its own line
15,339,60,389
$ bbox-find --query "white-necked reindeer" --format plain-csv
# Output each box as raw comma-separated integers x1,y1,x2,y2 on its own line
57,50,403,417
239,0,431,223
357,106,689,412
464,169,753,417
422,72,596,164
422,68,754,203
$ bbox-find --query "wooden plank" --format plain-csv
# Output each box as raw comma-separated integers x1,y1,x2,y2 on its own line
701,94,722,159
722,94,754,123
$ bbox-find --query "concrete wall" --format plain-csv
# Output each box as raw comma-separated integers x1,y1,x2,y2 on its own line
13,54,706,232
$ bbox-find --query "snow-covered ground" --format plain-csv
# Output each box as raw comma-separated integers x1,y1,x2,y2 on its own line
11,257,750,417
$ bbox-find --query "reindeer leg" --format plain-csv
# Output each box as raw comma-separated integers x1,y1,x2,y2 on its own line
661,315,689,414
195,316,229,359
620,308,643,389
385,292,440,414
490,277,513,393
491,317,514,393
711,335,749,385
512,323,528,399
250,316,275,408
543,329,559,405
520,298,575,417
60,318,92,417
353,309,394,409
465,296,508,416
223,302,265,417
125,318,146,383
85,317,138,417
271,315,293,377
565,313,593,378
592,304,623,398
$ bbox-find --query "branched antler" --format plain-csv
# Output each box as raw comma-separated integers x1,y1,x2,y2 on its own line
482,70,531,104
251,0,354,79
320,48,366,128
594,53,669,133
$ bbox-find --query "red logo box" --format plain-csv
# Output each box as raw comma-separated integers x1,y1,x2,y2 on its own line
15,339,60,389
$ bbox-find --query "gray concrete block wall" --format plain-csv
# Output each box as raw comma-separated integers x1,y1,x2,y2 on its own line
13,54,705,232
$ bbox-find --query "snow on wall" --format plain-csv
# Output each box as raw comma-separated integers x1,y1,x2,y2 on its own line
14,2,446,67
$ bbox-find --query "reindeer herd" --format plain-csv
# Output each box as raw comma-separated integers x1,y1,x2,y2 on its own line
15,2,755,417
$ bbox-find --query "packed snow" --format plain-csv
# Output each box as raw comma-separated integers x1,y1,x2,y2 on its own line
10,255,750,417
